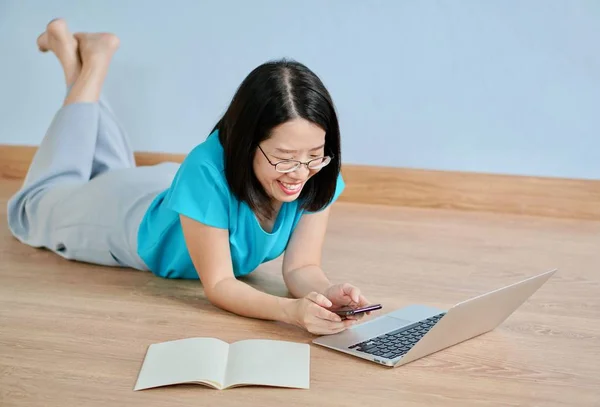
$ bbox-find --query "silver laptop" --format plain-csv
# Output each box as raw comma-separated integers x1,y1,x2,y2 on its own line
313,269,556,367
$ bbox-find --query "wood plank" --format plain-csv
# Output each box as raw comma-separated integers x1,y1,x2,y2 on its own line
340,165,600,220
2,179,599,406
2,144,599,220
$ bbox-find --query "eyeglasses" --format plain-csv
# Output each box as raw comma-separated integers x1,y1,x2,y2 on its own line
258,145,332,173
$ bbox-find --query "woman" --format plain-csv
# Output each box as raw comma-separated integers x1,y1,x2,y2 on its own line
7,19,371,335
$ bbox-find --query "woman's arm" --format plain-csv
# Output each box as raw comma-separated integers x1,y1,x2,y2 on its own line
180,214,351,334
282,208,333,297
180,214,292,321
283,208,371,309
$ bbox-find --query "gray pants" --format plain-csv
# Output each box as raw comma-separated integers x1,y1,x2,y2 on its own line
6,94,179,270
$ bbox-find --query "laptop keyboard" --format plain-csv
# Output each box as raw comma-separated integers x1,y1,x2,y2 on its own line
349,312,446,360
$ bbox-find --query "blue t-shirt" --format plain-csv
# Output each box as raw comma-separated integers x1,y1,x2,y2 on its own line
136,130,345,279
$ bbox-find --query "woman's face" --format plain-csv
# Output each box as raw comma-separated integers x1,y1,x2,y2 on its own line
253,118,327,206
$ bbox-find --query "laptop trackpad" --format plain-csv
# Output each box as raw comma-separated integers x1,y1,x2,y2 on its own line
354,316,412,339
388,304,446,322
314,316,411,347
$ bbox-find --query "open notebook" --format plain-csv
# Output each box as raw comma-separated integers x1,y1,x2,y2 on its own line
134,337,310,390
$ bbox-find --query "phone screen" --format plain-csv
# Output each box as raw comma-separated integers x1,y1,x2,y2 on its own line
333,303,382,317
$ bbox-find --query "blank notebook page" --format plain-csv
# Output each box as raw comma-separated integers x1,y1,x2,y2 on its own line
225,339,310,389
135,338,229,390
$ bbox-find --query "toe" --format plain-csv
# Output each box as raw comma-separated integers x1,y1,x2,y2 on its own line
37,32,49,52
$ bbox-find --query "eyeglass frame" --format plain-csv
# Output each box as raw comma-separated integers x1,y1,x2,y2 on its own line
257,144,333,173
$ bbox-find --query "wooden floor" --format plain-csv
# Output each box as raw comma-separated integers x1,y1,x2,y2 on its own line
1,179,599,407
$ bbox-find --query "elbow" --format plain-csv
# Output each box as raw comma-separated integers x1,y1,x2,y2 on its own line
282,263,319,279
201,277,234,307
202,281,220,305
282,266,297,287
282,263,301,279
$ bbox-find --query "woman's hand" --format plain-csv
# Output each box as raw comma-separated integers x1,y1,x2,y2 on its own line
285,292,356,335
324,283,371,320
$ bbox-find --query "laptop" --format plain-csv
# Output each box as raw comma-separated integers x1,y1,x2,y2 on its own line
313,269,556,367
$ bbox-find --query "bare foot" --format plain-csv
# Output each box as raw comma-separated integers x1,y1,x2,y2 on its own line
74,32,120,71
62,32,120,106
37,18,81,86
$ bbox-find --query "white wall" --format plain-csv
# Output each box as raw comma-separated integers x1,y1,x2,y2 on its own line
1,0,598,179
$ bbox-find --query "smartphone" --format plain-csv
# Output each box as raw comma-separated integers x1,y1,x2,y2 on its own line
333,303,382,317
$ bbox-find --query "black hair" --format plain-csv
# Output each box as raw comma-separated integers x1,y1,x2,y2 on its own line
212,59,342,219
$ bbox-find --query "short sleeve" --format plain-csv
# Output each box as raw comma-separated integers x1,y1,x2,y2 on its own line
331,172,345,204
163,157,230,229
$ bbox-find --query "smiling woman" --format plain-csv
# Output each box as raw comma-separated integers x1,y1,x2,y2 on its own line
215,61,342,222
256,138,332,197
7,18,373,336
